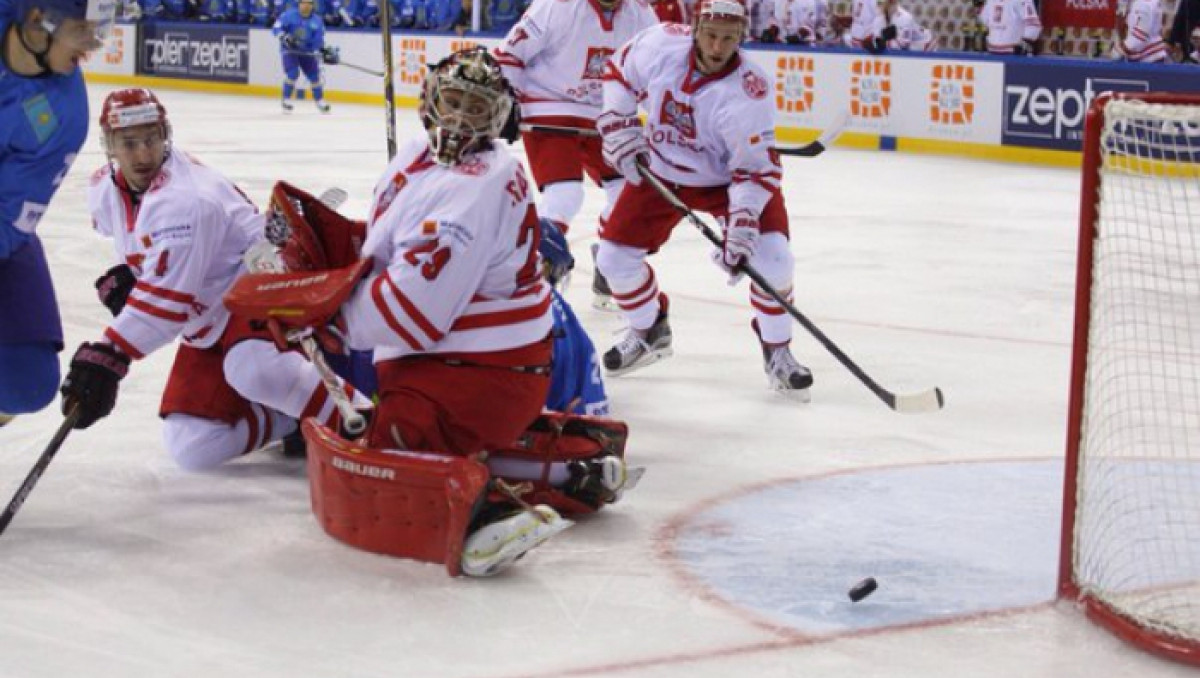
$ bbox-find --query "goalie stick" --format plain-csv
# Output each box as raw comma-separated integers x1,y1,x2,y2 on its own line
636,164,944,414
0,406,80,536
521,111,851,158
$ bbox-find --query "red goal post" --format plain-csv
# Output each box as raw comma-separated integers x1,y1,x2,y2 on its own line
1059,91,1200,666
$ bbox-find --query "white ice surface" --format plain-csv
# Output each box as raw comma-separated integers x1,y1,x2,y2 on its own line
1,85,1195,678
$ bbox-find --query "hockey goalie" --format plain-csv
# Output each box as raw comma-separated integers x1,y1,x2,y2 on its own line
225,48,636,577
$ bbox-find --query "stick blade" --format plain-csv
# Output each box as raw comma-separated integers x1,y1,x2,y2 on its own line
889,387,945,414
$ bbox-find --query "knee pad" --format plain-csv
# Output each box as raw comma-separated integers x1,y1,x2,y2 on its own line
304,419,491,576
752,233,795,289
0,343,60,414
486,412,630,515
163,414,247,471
538,181,585,227
594,241,648,285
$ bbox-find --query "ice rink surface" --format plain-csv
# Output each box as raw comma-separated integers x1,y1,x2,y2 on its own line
1,85,1195,678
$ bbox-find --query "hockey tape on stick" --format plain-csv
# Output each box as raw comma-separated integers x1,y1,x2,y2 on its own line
519,124,600,137
776,110,852,157
636,163,944,414
0,405,80,536
336,61,385,78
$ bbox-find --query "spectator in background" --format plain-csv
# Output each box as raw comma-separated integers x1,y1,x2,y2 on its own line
844,0,882,48
877,0,935,50
746,0,774,39
762,0,833,45
346,0,380,25
395,0,432,28
447,0,490,33
197,0,234,21
159,0,193,19
1115,0,1168,61
239,0,275,23
1167,0,1200,60
979,0,1041,54
139,0,165,19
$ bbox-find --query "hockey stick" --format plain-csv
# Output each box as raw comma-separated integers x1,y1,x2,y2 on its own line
775,110,852,157
335,60,385,78
379,0,397,159
522,113,850,158
0,406,80,536
636,165,944,414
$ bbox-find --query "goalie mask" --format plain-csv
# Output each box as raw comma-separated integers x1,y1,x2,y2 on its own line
419,47,514,167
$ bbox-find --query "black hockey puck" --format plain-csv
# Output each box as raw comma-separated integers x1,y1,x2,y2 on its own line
848,577,878,602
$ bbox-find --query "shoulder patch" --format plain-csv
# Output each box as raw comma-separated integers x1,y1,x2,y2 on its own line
22,94,59,144
742,69,767,100
663,22,691,35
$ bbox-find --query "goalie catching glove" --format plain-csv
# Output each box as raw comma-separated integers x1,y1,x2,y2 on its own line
711,209,760,285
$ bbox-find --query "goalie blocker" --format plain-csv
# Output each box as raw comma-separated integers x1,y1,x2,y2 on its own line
303,411,631,577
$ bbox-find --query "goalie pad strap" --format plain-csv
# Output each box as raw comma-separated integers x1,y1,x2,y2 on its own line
302,419,490,576
486,412,629,515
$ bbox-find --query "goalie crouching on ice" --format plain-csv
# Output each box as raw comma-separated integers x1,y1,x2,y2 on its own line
226,48,636,578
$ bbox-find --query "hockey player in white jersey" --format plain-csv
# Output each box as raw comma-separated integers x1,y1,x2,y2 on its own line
224,49,641,577
594,0,813,398
60,88,371,470
761,0,832,45
844,0,882,49
493,0,657,235
979,0,1041,55
875,0,935,51
1116,0,1168,62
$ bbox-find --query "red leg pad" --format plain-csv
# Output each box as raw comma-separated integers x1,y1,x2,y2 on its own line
487,412,629,515
303,419,490,576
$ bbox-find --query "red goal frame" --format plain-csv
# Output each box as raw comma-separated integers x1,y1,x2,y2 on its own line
1058,91,1200,667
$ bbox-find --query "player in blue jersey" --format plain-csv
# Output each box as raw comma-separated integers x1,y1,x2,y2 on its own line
0,0,116,426
272,0,334,114
539,220,609,416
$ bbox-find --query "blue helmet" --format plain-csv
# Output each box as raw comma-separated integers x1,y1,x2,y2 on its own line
538,219,574,287
15,0,116,40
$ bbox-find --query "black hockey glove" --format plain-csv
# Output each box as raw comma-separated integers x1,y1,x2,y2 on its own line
61,343,131,430
865,35,887,53
94,264,136,317
281,34,298,49
759,25,779,43
320,45,341,65
880,24,898,41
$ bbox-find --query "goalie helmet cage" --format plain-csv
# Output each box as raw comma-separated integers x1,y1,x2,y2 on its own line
1059,91,1200,667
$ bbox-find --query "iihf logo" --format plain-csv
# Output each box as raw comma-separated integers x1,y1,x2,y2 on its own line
658,92,696,139
582,47,613,80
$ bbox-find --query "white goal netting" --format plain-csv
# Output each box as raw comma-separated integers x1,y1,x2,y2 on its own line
1069,96,1200,656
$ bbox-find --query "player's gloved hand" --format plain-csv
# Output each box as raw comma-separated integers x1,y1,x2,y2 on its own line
60,342,131,430
759,25,779,43
94,264,136,317
865,35,887,53
880,24,898,41
320,45,341,65
1014,38,1037,56
597,111,649,186
713,209,760,286
281,34,298,49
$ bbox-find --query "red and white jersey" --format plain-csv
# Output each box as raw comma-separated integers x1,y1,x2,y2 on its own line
87,150,263,359
774,0,831,43
342,138,552,362
494,0,657,129
980,0,1041,54
878,6,935,51
844,0,880,47
604,24,782,217
1120,0,1167,62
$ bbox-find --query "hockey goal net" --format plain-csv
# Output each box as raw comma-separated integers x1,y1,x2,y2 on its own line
1060,92,1200,666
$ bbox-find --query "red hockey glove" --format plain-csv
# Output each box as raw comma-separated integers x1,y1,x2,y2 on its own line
597,111,649,186
712,209,760,286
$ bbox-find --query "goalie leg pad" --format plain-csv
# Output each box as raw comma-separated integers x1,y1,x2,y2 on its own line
485,412,631,514
303,419,490,576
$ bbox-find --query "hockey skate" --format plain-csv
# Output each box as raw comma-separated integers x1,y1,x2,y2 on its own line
590,243,618,312
281,100,294,113
316,100,331,114
460,504,573,577
754,322,813,401
603,299,673,376
565,455,645,507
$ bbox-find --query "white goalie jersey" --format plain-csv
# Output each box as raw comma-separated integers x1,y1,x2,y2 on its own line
493,0,658,130
341,138,553,362
603,23,782,217
87,150,264,358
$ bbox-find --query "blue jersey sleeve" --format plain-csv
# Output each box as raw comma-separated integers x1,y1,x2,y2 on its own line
545,291,609,416
0,63,89,261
